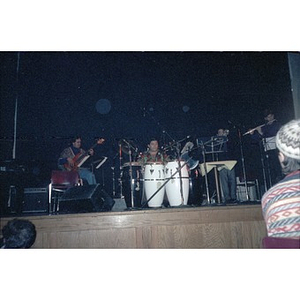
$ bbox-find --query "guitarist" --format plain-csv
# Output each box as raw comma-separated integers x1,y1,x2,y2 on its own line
58,136,97,185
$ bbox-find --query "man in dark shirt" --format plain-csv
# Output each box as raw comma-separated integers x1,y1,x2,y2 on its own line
216,128,237,204
250,109,283,187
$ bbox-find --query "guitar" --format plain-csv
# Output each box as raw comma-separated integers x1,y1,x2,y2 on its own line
63,138,105,171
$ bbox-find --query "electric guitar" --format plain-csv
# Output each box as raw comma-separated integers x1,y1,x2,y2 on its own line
63,138,105,171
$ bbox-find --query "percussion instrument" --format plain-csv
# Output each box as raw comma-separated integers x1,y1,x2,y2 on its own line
187,168,204,206
121,162,143,208
165,160,189,206
143,162,165,208
180,151,199,170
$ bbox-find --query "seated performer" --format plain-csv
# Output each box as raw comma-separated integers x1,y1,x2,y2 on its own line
215,128,238,204
58,136,98,185
261,119,300,238
138,137,170,164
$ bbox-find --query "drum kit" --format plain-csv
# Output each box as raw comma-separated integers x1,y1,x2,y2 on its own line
118,137,203,209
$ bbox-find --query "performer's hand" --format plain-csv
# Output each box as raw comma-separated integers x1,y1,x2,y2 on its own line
67,157,74,167
88,149,94,156
249,129,255,135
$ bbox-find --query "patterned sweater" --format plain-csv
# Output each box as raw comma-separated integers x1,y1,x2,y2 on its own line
261,170,300,238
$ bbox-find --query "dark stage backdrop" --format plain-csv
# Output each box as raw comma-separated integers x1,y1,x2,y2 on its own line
0,52,295,195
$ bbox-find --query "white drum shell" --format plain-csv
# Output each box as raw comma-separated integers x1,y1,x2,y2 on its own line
143,163,165,207
165,160,189,206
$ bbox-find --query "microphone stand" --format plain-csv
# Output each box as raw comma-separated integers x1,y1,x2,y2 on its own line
238,128,250,201
262,138,272,190
199,141,211,205
141,107,176,145
175,141,184,205
257,139,267,195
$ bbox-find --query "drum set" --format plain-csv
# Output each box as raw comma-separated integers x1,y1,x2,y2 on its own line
118,138,203,209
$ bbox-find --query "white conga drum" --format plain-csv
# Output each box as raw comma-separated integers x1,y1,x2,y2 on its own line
165,160,189,206
143,162,165,207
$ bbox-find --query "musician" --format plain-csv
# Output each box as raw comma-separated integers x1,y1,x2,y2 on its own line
215,128,237,204
250,109,283,186
58,136,97,185
138,138,170,164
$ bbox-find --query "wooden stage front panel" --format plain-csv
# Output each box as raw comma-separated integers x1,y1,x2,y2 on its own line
0,204,267,248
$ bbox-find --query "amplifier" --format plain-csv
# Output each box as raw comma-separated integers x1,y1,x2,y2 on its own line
22,187,48,214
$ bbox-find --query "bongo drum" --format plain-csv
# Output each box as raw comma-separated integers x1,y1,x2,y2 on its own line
143,162,165,207
165,160,189,206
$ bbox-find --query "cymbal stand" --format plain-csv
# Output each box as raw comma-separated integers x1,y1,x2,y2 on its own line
111,166,116,197
122,139,134,208
119,144,124,199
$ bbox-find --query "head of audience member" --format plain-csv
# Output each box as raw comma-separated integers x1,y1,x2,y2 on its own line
276,119,300,175
0,219,36,249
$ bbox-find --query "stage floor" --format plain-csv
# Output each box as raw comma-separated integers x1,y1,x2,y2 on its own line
0,201,267,249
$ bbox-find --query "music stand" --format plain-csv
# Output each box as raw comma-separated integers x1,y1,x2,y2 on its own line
95,157,108,169
203,136,228,160
197,136,230,204
199,160,237,204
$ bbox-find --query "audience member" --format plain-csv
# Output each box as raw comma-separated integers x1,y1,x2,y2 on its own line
0,219,36,249
261,119,300,238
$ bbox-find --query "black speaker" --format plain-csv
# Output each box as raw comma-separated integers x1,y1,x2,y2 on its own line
22,188,48,214
59,184,115,214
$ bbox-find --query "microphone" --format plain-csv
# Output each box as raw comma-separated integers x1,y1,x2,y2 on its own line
178,135,191,143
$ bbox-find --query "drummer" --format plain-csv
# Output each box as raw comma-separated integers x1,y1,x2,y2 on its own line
138,138,170,164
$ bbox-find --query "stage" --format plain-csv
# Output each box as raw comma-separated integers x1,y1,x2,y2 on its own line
0,202,267,248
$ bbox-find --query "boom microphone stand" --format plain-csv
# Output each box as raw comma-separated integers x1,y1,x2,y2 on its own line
199,140,211,205
174,141,184,205
238,128,250,201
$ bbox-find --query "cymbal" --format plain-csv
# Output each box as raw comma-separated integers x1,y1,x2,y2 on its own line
118,139,138,154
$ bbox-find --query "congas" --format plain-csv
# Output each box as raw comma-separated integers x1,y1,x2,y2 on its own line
143,162,165,207
121,162,143,208
165,160,189,206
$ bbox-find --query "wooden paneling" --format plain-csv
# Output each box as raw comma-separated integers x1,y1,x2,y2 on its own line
0,205,267,248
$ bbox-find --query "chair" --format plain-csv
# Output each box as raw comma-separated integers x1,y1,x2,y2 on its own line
48,170,82,214
262,236,300,249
